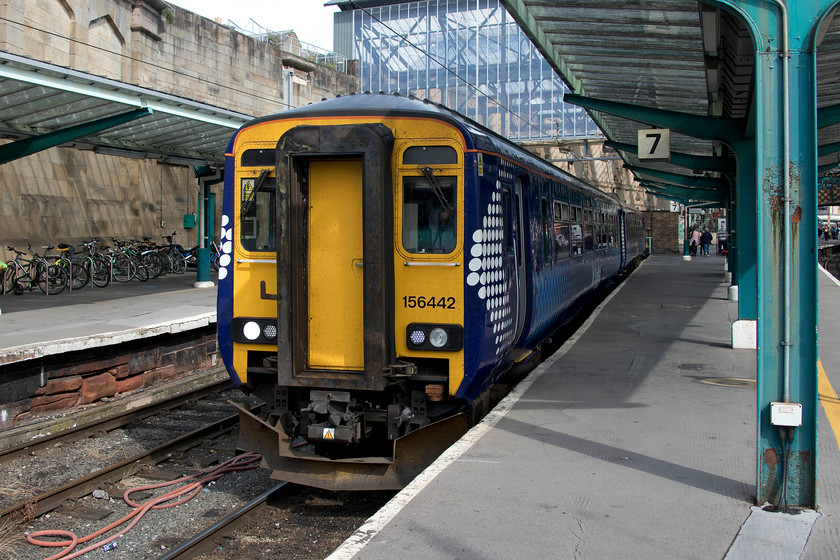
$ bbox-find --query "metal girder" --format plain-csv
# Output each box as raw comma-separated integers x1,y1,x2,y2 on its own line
818,140,840,157
818,103,840,129
624,164,729,191
605,140,735,176
564,92,745,144
0,107,152,165
638,180,727,204
819,161,840,174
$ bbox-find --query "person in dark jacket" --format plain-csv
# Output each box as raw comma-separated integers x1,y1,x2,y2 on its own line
700,229,713,256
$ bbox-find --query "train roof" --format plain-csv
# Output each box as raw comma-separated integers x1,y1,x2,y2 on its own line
239,93,623,208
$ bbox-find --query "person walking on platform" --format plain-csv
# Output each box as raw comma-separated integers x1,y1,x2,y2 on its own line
700,228,713,256
689,228,702,256
717,229,728,255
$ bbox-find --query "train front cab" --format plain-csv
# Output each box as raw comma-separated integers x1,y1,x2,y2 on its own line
226,116,472,490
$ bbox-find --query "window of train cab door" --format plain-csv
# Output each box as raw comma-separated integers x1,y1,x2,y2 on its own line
236,147,278,318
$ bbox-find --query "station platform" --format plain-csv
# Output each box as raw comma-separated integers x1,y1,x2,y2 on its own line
328,254,840,560
0,273,217,366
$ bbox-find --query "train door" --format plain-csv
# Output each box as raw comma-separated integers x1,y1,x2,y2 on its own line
274,123,396,391
307,159,364,370
618,209,628,268
512,176,528,344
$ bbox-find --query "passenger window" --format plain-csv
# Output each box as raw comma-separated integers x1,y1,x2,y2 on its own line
553,201,570,259
239,174,276,252
402,174,457,254
584,224,595,252
571,205,583,256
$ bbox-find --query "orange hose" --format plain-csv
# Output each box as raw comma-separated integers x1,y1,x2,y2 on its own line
26,452,262,560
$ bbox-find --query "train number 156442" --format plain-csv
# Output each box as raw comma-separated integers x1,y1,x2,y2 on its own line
402,295,456,309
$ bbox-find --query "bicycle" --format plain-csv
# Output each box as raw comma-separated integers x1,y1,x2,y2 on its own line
80,239,112,288
209,239,221,271
103,243,136,283
158,232,187,275
51,244,90,290
112,238,150,282
5,245,67,295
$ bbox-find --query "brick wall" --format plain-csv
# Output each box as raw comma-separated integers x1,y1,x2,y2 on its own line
644,210,682,253
0,326,219,428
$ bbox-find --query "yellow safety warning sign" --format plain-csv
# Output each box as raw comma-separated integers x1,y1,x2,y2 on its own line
323,428,335,439
241,179,254,200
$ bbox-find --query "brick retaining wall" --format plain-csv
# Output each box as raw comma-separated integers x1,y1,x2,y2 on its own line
0,326,219,428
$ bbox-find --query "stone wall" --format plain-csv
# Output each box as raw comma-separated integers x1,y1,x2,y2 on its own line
0,0,357,262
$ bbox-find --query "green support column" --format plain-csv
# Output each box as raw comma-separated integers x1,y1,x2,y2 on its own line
193,166,223,288
733,153,758,321
715,0,824,508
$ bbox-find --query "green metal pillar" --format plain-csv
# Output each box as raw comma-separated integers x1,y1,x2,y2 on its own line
716,0,826,508
733,151,758,320
193,166,223,288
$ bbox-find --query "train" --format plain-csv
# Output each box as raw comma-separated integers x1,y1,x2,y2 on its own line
216,93,646,490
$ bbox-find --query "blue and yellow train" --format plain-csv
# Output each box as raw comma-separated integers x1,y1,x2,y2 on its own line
217,93,646,490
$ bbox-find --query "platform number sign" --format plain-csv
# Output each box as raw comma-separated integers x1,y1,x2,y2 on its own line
638,128,670,160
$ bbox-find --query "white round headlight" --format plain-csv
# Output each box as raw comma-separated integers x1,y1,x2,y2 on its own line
243,321,261,341
429,328,448,348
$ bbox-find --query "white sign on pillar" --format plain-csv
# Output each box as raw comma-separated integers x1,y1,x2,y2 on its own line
638,128,670,160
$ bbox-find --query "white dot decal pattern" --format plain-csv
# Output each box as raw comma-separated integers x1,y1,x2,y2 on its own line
219,214,233,282
467,161,516,357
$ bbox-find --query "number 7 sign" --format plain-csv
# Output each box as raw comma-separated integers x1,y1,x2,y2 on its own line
638,128,670,160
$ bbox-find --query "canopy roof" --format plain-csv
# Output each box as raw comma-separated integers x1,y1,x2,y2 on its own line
500,0,840,205
0,51,252,166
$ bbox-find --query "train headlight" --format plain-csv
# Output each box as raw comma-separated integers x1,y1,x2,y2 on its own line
406,323,463,351
409,329,426,345
429,328,448,348
231,317,279,345
243,321,261,341
263,324,277,340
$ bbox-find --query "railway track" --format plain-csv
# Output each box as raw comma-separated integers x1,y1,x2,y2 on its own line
2,378,395,560
0,410,242,520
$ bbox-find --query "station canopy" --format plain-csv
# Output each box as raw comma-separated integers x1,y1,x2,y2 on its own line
500,0,840,206
0,51,252,167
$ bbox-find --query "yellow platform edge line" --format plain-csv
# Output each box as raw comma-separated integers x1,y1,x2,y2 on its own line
818,359,840,451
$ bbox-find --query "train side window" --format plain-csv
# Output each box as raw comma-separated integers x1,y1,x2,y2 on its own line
403,146,458,165
553,201,570,260
402,175,457,254
239,175,276,252
570,205,583,256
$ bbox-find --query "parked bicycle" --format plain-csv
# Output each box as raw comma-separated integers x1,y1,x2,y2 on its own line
4,245,67,295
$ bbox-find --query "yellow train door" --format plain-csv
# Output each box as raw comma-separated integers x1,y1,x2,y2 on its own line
307,159,364,370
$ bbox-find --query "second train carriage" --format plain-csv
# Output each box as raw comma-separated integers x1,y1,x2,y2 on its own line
217,93,646,490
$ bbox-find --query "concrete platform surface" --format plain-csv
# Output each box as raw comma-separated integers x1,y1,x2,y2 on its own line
0,273,216,365
326,255,840,560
